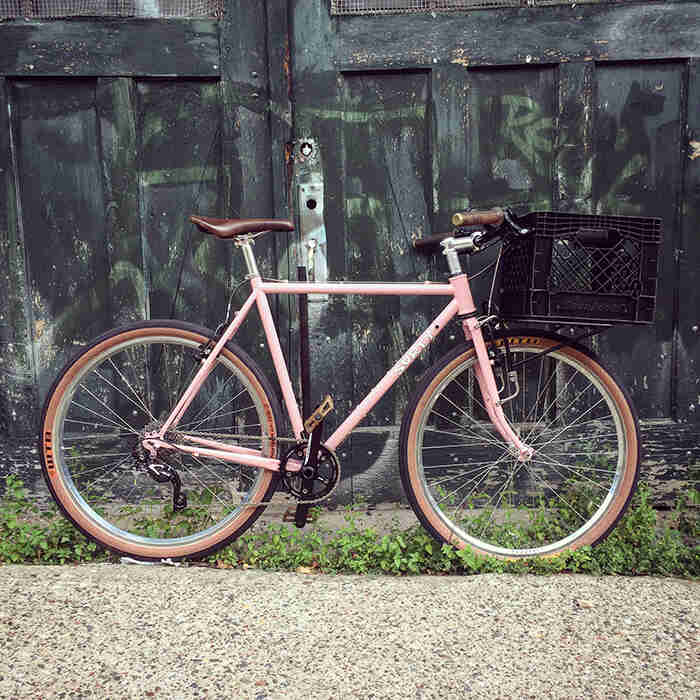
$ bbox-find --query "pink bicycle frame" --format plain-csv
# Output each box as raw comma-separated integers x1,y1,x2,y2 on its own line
144,241,532,472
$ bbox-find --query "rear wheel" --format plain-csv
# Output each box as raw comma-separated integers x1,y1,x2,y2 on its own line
40,321,282,561
399,331,640,558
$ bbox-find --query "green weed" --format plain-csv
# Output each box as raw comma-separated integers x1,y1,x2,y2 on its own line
0,475,107,564
0,475,697,577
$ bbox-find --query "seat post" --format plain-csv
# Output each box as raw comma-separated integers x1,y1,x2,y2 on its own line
236,236,260,278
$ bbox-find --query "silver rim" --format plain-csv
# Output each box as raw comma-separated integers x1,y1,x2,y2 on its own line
414,343,629,557
51,332,273,551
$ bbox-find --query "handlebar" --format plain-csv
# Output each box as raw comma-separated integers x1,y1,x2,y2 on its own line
413,207,531,255
412,231,455,252
451,208,504,227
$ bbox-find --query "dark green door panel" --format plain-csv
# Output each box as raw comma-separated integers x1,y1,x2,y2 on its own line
0,9,288,494
11,79,112,393
592,62,684,419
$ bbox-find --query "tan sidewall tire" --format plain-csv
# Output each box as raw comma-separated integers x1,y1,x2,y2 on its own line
40,323,279,561
400,334,640,559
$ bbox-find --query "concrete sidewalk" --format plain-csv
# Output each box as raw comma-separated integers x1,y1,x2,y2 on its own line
0,564,697,699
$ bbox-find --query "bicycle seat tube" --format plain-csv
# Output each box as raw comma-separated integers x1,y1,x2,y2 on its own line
238,235,306,439
443,235,533,462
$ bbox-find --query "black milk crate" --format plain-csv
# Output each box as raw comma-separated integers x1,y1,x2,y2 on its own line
498,212,662,326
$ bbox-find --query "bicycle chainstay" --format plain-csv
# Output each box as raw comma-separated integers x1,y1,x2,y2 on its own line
162,433,341,507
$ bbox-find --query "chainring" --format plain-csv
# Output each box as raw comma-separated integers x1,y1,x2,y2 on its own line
279,442,340,502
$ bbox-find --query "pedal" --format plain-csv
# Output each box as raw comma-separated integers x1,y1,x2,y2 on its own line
303,395,334,434
283,504,315,524
294,503,312,528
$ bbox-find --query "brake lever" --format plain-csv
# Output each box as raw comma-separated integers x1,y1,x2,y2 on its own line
503,209,530,236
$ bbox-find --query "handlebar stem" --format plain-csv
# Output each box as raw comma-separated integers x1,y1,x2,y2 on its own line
440,234,483,275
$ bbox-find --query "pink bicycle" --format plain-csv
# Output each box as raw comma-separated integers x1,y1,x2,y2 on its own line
39,207,661,561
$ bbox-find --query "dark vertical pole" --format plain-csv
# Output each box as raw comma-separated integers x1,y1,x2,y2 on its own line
677,58,700,423
297,261,311,420
671,62,690,422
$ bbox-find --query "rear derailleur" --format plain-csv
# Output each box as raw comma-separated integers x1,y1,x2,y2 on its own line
145,462,188,513
134,441,188,513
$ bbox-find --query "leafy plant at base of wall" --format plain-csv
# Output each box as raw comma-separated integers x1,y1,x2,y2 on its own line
1,475,697,576
673,488,700,542
0,475,106,564
212,484,698,578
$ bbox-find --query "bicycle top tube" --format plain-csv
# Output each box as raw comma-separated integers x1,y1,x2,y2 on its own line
258,280,454,296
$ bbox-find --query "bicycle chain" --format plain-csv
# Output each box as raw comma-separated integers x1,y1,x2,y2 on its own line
163,433,341,508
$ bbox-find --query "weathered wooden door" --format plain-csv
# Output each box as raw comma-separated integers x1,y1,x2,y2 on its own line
290,1,700,502
0,3,294,490
2,1,698,505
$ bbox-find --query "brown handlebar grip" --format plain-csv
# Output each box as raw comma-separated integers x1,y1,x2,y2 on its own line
451,209,504,227
413,232,451,251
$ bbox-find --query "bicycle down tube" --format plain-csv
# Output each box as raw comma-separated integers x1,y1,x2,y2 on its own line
143,245,533,471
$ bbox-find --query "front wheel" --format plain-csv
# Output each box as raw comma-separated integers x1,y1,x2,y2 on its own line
399,331,640,558
40,321,282,561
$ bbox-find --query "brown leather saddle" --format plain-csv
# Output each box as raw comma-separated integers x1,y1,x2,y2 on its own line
191,215,294,239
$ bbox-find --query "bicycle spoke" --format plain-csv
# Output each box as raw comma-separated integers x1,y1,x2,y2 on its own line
533,417,617,438
426,464,497,489
533,452,615,489
523,461,587,524
434,471,487,506
535,396,607,452
172,351,200,412
69,401,139,435
453,451,513,509
477,468,519,537
422,426,501,448
62,454,135,480
536,454,618,469
77,384,142,434
439,394,508,448
183,402,255,432
452,375,490,418
424,458,508,470
64,451,131,461
422,442,497,451
82,455,132,491
434,447,512,506
106,357,154,418
99,362,156,423
63,421,134,436
521,354,557,429
429,409,505,449
178,458,235,512
522,366,589,444
186,371,242,425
